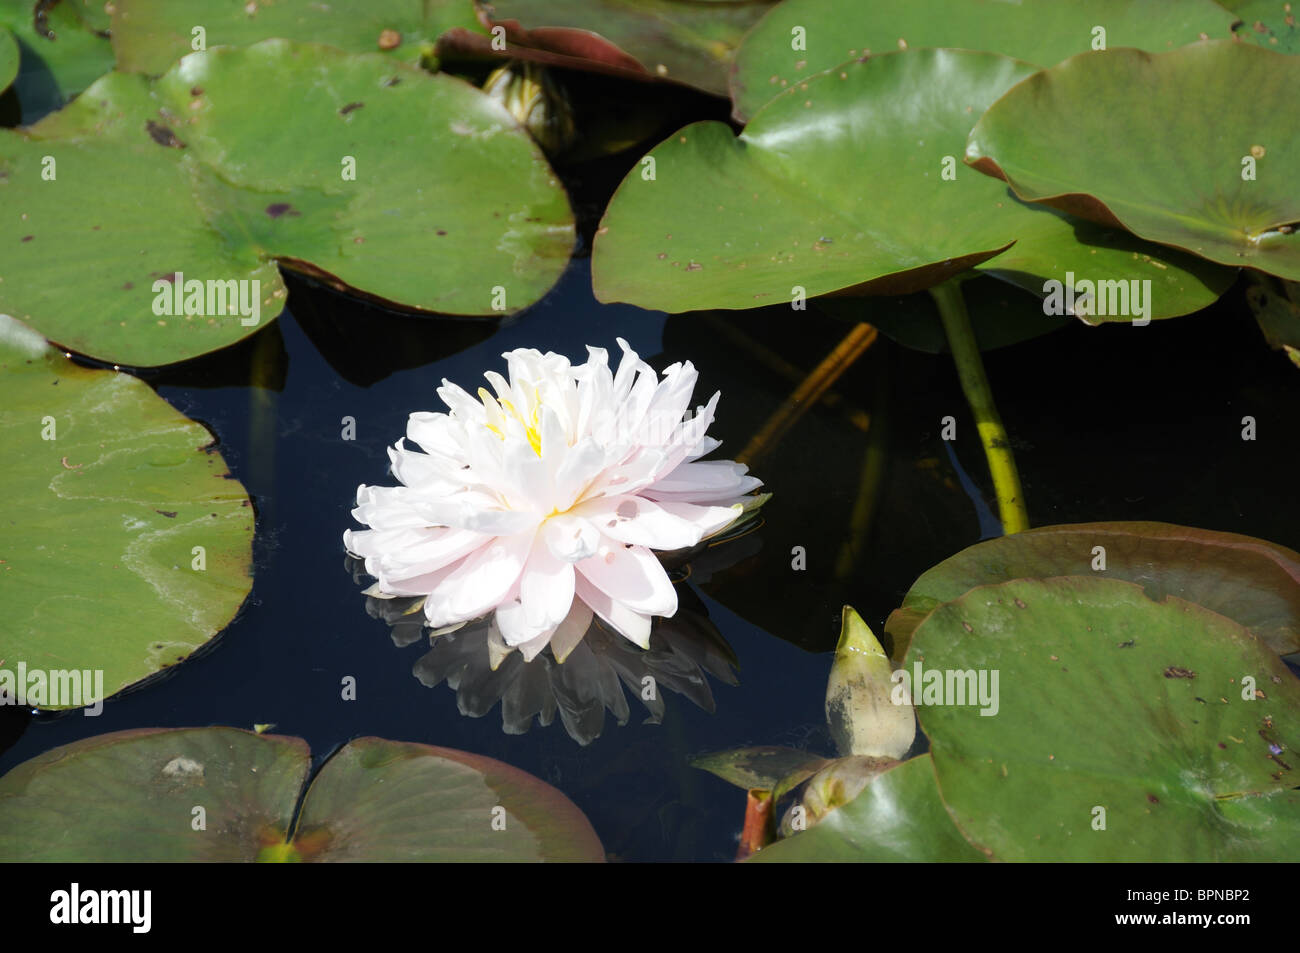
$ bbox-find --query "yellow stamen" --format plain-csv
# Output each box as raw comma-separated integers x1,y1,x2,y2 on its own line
480,386,542,455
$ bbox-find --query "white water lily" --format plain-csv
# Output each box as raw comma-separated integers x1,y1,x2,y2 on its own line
344,339,762,662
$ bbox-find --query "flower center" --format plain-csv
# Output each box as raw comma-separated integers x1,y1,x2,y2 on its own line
479,387,543,455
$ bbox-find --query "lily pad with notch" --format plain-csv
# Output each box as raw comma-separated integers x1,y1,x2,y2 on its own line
592,48,1231,320
0,39,574,367
0,727,605,861
966,41,1300,280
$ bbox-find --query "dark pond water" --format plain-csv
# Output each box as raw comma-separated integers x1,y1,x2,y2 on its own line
3,156,1299,862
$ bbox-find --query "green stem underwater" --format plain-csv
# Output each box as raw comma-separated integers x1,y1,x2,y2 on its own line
929,278,1030,535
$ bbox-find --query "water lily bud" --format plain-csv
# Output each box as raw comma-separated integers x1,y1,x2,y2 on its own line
483,62,576,155
825,606,916,759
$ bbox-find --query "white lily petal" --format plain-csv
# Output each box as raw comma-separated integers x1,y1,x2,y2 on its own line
643,460,763,503
572,495,737,550
496,599,553,647
576,541,678,617
574,575,652,649
346,340,761,665
406,413,466,458
381,557,465,599
543,513,600,562
437,380,488,423
520,540,576,630
412,500,540,536
516,627,556,662
424,531,535,627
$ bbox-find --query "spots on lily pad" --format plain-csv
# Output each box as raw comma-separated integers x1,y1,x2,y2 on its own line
1164,666,1196,679
160,756,204,783
34,0,57,39
145,121,186,149
266,203,300,219
339,101,364,116
378,28,401,50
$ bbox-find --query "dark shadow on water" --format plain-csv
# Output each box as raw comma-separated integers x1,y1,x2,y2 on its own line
285,273,498,388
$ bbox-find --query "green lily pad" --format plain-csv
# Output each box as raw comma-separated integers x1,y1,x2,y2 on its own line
446,0,777,97
1230,1,1300,54
69,0,113,35
0,0,116,122
0,24,16,95
692,745,831,792
731,0,1238,120
967,41,1300,281
0,39,573,366
910,576,1300,861
291,736,605,861
1245,272,1300,366
111,0,487,75
593,48,1231,317
0,315,253,710
0,728,606,861
749,755,987,862
884,522,1300,660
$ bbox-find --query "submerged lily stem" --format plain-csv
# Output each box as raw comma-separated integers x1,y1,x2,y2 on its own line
736,321,877,467
929,278,1030,535
834,350,891,579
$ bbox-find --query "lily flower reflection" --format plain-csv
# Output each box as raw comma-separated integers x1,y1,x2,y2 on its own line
353,567,740,745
